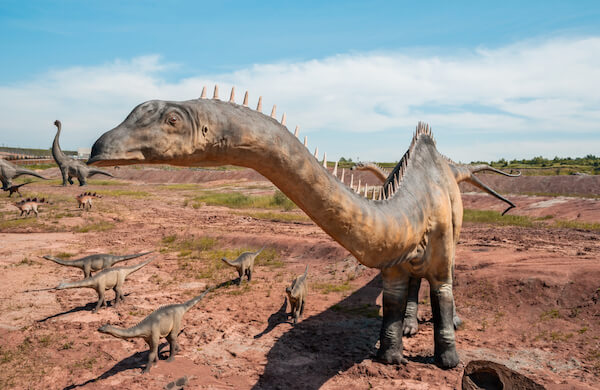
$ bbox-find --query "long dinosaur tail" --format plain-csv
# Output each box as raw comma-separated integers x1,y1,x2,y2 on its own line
42,255,80,268
87,169,114,178
449,163,519,215
112,251,154,265
122,258,154,277
255,246,266,256
221,258,236,267
300,264,309,281
183,286,214,312
14,168,48,181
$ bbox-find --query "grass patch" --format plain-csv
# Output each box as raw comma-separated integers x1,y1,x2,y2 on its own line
86,179,126,186
540,308,561,320
463,209,538,227
312,280,354,294
162,183,202,191
552,220,600,231
235,211,311,223
186,190,298,210
0,217,39,230
96,189,151,198
75,220,115,233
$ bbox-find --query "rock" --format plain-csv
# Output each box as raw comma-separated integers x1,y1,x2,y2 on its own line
462,360,545,390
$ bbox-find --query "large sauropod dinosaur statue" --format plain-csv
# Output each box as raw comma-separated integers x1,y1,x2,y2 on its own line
0,158,48,190
286,265,308,325
98,287,213,373
354,160,520,336
15,197,46,217
221,246,264,285
43,251,153,278
88,86,518,368
56,258,153,312
52,120,113,186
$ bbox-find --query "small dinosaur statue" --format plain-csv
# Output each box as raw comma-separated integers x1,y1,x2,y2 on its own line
43,251,153,278
286,265,308,324
56,258,153,312
76,191,102,210
3,182,29,197
88,86,522,368
0,158,48,190
15,197,46,217
98,287,212,373
52,120,113,186
221,246,264,285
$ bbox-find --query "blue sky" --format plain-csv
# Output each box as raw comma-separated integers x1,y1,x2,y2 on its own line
1,1,599,162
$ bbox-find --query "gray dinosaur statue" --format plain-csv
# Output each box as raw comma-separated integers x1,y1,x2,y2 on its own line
98,287,212,373
286,265,308,324
43,251,153,278
56,258,153,312
221,246,264,285
88,86,520,368
0,158,48,190
351,161,390,182
15,197,46,217
52,120,113,186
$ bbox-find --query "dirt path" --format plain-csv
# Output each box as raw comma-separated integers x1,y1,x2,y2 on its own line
0,176,598,389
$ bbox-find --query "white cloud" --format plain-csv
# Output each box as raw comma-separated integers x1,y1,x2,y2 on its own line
0,37,598,161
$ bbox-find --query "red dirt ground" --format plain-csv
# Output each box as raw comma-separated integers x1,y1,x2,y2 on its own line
0,167,598,389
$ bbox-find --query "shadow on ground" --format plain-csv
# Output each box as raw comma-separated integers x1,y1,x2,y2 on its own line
252,274,383,389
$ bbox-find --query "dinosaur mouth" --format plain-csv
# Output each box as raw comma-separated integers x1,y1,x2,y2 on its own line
87,151,146,166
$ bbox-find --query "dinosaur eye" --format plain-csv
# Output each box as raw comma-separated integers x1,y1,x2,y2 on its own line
167,114,178,126
202,126,209,136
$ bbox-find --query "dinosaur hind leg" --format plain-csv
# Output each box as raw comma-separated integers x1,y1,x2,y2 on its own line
144,331,160,373
78,174,87,186
377,267,409,365
429,276,459,368
403,277,421,336
166,324,181,362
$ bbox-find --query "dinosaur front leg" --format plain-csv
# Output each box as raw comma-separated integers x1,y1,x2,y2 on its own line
166,324,181,362
60,168,69,186
377,267,409,364
403,277,421,336
430,281,459,368
78,173,87,186
144,332,160,373
93,288,106,313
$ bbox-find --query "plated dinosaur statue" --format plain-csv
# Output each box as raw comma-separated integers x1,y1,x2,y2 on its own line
15,197,46,217
355,160,519,336
221,246,264,285
52,120,113,186
286,265,308,325
56,258,153,312
98,287,212,373
88,86,519,368
43,251,153,278
76,191,102,210
0,158,48,190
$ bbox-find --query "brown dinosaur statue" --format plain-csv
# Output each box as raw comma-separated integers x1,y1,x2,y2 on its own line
286,265,308,324
15,197,46,217
355,160,519,336
88,86,519,368
52,120,113,186
3,182,29,197
43,251,153,278
221,246,264,285
98,287,212,373
76,191,102,210
0,158,48,190
56,258,153,312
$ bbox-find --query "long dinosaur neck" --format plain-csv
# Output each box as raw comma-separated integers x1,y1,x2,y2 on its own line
193,101,417,268
58,277,96,289
52,123,68,164
45,256,83,268
103,325,146,339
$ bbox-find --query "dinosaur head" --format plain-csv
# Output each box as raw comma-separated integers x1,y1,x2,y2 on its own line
88,97,261,167
97,324,112,333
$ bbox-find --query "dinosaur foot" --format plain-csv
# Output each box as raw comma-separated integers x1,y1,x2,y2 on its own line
453,315,463,330
402,317,419,336
376,347,408,365
434,347,459,369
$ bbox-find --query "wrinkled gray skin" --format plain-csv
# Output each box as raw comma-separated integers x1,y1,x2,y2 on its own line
0,158,48,190
52,120,113,186
87,96,519,368
57,259,153,312
286,265,308,324
98,287,212,373
43,251,153,278
221,247,264,285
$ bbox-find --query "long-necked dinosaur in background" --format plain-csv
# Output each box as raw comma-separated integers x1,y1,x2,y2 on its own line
88,86,519,368
221,246,265,285
52,120,113,186
353,160,519,336
43,251,153,278
0,158,48,190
